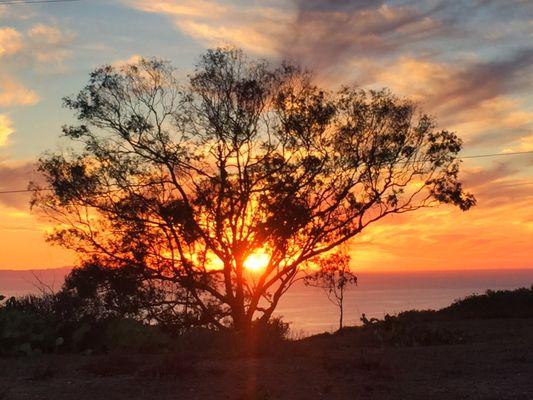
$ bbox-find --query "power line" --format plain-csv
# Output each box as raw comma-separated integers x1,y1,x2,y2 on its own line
0,189,51,194
461,150,533,159
1,181,532,196
0,0,82,5
0,150,531,195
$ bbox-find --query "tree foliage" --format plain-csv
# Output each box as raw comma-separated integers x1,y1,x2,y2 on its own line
58,259,206,332
32,47,475,332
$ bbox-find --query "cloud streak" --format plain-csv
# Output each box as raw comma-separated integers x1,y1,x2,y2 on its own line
281,0,448,72
126,1,533,150
128,0,289,55
0,74,39,107
0,27,23,57
0,115,14,147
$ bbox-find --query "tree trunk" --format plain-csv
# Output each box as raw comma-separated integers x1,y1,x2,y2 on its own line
231,305,250,333
339,303,343,330
339,289,344,330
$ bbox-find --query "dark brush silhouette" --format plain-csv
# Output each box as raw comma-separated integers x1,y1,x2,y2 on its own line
31,47,475,334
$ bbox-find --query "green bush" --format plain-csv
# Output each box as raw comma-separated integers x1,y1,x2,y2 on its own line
0,293,172,355
0,295,63,356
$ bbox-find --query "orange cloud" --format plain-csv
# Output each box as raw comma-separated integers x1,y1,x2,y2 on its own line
505,136,533,153
127,0,288,55
24,24,74,67
131,0,227,18
0,24,74,112
349,196,533,272
0,24,73,69
27,24,64,44
0,27,23,57
346,151,533,272
351,55,533,151
0,115,14,147
0,75,39,107
111,54,143,68
372,57,450,102
342,54,533,271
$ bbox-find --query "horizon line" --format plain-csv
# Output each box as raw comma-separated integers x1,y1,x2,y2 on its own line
1,266,533,274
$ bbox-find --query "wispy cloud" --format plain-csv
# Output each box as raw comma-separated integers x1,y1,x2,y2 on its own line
280,0,448,72
127,0,289,55
0,23,74,156
0,24,73,68
24,24,74,68
0,74,39,107
361,54,533,149
0,27,23,57
0,115,14,147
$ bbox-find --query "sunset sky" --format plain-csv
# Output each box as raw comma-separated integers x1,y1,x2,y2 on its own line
0,0,532,271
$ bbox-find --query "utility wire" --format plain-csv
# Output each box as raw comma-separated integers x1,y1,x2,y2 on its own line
0,189,51,194
0,0,82,5
460,150,533,159
0,150,532,195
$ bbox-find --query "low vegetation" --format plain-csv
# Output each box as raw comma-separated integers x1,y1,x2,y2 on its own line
1,285,532,400
2,280,532,357
327,285,533,347
440,286,533,319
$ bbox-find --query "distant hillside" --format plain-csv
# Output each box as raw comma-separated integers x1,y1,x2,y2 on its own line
440,287,533,319
0,267,71,296
385,286,533,323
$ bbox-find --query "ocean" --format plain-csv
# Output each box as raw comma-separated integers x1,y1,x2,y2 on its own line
2,268,532,335
274,269,533,334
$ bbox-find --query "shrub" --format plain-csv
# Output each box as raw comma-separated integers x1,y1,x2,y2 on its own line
0,295,63,356
101,319,171,353
0,293,173,355
240,316,292,356
441,287,533,319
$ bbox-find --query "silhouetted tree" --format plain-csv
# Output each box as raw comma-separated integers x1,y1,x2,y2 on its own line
32,47,475,333
304,249,357,330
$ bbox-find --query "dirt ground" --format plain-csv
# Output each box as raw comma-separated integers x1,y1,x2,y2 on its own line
1,318,532,400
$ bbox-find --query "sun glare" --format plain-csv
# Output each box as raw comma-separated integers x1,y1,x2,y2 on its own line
243,251,270,272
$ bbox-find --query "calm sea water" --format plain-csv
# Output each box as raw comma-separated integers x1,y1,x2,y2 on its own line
274,269,533,334
2,268,532,335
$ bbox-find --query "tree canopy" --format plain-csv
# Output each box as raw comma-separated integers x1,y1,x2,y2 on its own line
33,47,475,332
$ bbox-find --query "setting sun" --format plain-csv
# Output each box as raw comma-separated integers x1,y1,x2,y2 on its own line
243,251,270,272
